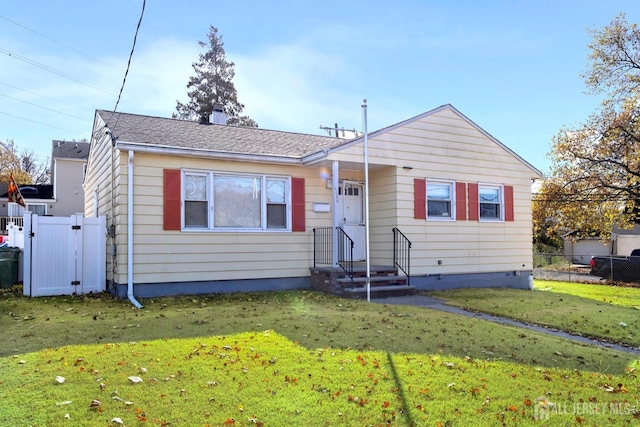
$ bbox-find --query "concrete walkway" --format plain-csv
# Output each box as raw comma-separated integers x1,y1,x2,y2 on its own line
372,295,640,355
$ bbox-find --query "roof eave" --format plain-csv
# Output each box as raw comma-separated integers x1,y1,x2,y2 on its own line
115,141,303,165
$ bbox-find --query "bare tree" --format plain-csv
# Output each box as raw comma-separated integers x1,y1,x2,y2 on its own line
0,140,49,185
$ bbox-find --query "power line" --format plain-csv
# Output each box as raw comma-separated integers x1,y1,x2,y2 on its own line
107,0,146,130
0,110,85,134
0,47,116,96
0,92,89,122
0,15,118,70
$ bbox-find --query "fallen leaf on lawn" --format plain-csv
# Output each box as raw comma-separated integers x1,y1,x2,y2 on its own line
18,360,26,364
64,414,70,419
56,401,72,406
55,376,65,384
128,376,143,384
90,399,101,408
111,417,124,425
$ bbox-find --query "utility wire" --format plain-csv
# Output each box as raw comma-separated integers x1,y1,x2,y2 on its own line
107,0,146,131
0,47,116,96
0,92,89,122
0,80,90,120
0,110,84,134
0,15,118,70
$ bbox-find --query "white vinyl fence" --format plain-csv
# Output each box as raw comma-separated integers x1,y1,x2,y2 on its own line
21,213,106,297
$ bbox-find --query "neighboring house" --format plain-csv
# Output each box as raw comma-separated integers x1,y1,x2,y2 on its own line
563,225,640,263
85,105,543,300
50,140,90,216
563,234,610,265
0,184,53,231
0,140,88,231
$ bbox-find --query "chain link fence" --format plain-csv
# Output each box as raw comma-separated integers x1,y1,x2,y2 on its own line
533,252,606,284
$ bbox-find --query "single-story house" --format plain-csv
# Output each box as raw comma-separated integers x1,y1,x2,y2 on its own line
84,104,543,302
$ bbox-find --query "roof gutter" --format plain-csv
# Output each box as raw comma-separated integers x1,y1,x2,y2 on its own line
127,150,143,309
116,141,303,165
301,149,329,165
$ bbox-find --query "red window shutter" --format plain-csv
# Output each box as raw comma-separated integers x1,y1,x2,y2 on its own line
468,183,479,221
291,177,305,232
163,169,181,230
414,178,426,219
455,182,467,221
504,185,514,221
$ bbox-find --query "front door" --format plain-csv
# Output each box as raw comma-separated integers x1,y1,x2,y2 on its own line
339,181,365,261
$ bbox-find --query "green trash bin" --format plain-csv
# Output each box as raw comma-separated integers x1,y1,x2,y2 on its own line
0,247,20,289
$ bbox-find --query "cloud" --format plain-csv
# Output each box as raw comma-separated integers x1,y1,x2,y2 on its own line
233,42,363,133
114,37,200,116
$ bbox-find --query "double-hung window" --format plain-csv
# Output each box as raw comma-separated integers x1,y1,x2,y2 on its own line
427,181,454,220
184,173,208,228
479,185,502,220
184,171,290,231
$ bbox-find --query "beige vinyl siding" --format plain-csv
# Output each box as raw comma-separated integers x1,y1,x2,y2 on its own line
118,153,333,285
368,166,398,266
327,106,537,276
84,118,124,283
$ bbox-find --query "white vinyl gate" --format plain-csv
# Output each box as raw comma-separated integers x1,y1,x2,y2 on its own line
22,213,106,297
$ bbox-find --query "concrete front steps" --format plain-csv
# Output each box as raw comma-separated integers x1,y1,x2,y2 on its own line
310,264,414,299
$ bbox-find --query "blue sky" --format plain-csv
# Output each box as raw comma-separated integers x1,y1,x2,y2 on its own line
1,1,639,175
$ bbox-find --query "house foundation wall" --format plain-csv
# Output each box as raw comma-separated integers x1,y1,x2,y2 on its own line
108,277,310,299
107,270,532,299
412,271,532,291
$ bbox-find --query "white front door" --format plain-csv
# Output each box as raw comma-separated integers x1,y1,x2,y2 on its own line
339,181,365,261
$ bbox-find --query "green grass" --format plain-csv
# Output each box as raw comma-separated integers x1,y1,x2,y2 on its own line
2,286,640,425
2,331,640,426
536,280,640,309
427,281,640,349
0,288,633,373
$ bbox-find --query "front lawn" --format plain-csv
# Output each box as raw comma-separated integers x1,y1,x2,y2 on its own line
2,331,640,426
2,286,640,426
427,280,640,348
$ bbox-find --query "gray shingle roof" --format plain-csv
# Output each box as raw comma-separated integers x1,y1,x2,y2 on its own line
52,140,90,159
97,110,349,159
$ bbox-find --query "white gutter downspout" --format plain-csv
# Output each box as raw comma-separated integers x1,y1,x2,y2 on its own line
127,150,143,308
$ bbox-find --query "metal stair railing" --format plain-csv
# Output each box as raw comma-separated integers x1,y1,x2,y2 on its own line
393,227,411,286
312,227,333,266
337,227,354,284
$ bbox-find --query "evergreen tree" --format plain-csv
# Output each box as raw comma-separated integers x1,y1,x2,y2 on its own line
175,25,257,127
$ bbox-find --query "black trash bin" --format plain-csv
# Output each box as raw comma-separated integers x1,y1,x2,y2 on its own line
0,247,20,289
